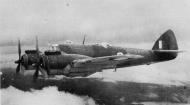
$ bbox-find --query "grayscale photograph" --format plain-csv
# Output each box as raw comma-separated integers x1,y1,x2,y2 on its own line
0,0,190,105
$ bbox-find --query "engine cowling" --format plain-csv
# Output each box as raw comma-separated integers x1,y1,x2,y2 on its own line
40,55,50,74
44,50,61,55
21,50,41,70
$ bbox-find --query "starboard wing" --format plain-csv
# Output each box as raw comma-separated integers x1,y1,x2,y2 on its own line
71,54,144,69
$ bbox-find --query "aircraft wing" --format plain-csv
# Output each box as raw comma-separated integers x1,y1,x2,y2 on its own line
71,54,144,69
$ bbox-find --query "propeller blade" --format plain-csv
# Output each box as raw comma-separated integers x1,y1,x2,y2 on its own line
39,67,48,78
33,36,41,82
16,63,20,73
18,38,21,60
33,66,39,82
82,34,86,45
16,38,22,74
36,36,39,56
36,36,39,51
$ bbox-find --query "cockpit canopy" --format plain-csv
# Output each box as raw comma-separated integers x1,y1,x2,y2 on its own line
64,40,74,44
48,44,60,51
96,42,112,48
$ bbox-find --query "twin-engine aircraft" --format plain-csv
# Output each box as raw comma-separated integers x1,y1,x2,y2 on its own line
15,29,180,81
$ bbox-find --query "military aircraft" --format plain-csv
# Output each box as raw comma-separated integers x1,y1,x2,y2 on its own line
15,29,181,81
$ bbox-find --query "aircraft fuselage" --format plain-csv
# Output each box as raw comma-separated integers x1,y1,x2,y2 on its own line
58,44,176,68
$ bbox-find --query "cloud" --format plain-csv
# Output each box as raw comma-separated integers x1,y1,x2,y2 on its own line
1,86,96,105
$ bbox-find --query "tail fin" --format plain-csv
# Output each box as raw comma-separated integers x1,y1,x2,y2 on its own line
152,29,179,61
152,29,178,50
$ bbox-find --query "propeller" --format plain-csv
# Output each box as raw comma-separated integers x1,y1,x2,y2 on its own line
14,37,47,81
33,36,49,81
15,38,22,74
33,36,41,82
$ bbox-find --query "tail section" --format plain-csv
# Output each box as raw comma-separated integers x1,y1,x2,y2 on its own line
152,29,179,61
152,29,178,50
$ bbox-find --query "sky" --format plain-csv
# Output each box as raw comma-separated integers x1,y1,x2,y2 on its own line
0,0,190,84
0,0,190,45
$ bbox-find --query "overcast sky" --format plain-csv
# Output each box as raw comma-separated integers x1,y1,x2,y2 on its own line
0,0,190,46
0,0,190,84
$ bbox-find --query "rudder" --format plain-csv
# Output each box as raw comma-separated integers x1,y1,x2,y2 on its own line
152,29,178,50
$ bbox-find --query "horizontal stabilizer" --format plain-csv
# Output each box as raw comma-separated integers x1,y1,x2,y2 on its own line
153,50,184,53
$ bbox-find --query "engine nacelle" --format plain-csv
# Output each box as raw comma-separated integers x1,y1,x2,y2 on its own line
21,50,41,70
